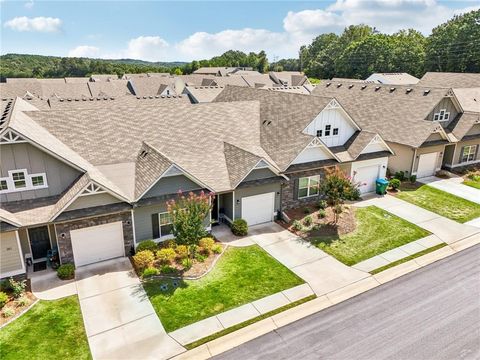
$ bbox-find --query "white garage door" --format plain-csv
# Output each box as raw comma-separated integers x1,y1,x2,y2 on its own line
70,222,124,267
355,165,380,194
417,152,438,178
241,192,275,226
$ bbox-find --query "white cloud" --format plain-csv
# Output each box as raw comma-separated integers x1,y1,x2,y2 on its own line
283,9,345,35
3,16,62,32
123,36,170,61
24,0,34,9
68,45,100,58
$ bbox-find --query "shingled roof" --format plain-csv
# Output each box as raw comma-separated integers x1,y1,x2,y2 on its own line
418,72,480,88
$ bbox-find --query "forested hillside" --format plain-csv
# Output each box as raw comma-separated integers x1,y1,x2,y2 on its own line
1,9,478,81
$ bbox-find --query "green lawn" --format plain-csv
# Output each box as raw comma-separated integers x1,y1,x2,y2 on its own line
463,179,480,189
397,185,480,223
312,206,431,266
144,245,304,332
0,296,90,360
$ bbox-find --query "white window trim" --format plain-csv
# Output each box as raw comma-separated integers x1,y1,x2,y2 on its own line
298,175,320,199
0,169,48,194
158,211,174,239
461,145,477,163
317,124,340,139
433,108,450,122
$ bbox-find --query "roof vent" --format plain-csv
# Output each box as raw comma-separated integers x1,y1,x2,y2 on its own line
266,121,272,126
67,98,72,102
326,82,331,87
75,98,80,101
390,87,396,92
155,95,160,98
82,98,87,101
59,98,64,102
406,88,412,94
337,83,342,88
89,97,94,101
348,84,354,89
139,150,149,159
375,86,380,91
262,120,267,125
361,85,367,90
424,90,431,95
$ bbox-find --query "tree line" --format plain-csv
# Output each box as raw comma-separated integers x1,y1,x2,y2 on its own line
0,9,477,81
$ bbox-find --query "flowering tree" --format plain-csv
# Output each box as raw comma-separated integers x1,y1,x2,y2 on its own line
166,191,215,256
320,167,361,224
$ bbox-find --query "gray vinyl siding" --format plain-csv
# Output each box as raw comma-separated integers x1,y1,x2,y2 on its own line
426,97,459,128
0,143,81,203
18,228,30,256
143,175,201,198
424,132,444,142
242,168,277,182
234,183,281,220
65,193,122,211
134,203,168,242
0,231,23,276
465,124,480,137
442,144,456,167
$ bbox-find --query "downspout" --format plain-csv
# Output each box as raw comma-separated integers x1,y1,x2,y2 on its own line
411,148,417,175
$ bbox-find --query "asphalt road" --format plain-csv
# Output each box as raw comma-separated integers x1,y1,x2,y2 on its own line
214,245,480,360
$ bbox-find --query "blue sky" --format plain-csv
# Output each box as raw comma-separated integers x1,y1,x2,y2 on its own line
1,0,478,61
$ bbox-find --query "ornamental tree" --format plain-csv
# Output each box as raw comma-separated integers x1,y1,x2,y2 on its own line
166,191,214,256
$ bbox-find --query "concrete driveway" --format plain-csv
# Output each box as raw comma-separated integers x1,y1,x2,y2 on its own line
76,258,184,360
220,223,370,296
419,176,480,204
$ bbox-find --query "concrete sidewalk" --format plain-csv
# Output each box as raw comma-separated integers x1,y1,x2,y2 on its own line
76,258,184,360
419,176,480,204
355,195,480,244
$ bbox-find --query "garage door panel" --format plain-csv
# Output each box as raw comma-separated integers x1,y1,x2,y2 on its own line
70,222,124,267
241,192,275,226
417,152,438,178
355,165,380,194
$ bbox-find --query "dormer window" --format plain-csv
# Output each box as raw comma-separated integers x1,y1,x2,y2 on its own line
0,180,7,191
316,130,323,137
333,128,339,136
0,169,48,194
433,109,450,122
325,125,331,136
12,171,26,189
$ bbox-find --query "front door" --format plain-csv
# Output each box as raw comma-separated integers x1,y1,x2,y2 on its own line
212,196,219,224
28,226,51,260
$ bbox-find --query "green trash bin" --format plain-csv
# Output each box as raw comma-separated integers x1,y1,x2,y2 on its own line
376,178,389,195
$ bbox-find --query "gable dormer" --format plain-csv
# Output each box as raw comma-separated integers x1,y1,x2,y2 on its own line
302,99,360,147
427,97,460,128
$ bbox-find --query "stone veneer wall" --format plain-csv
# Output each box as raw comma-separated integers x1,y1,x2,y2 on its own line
281,168,326,210
54,211,134,265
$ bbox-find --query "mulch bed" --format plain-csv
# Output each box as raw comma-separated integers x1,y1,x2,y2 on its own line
0,291,36,327
387,181,422,196
278,204,357,239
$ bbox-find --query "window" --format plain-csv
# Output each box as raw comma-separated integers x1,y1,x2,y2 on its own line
333,128,339,136
298,175,320,199
316,130,322,137
461,145,477,163
159,212,174,237
31,175,45,187
12,171,26,189
325,125,331,136
0,180,7,191
433,109,450,122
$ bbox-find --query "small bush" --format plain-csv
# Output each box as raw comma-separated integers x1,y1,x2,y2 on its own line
394,171,406,181
142,267,159,278
303,215,313,226
16,295,29,307
317,200,327,210
303,207,311,214
195,253,207,262
2,307,14,318
199,237,215,253
175,245,188,260
344,186,361,201
8,278,27,298
0,280,10,292
133,250,155,271
57,264,75,280
318,209,326,218
231,219,248,236
409,175,417,184
181,258,193,270
292,220,303,231
312,223,323,231
136,240,158,253
156,248,176,264
160,239,177,249
212,244,222,254
389,178,401,190
160,265,176,274
0,292,8,309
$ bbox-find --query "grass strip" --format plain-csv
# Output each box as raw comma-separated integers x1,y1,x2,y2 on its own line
369,243,447,275
185,294,317,350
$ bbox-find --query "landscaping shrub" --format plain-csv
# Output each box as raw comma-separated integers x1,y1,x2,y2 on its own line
303,215,313,226
16,295,29,307
161,239,177,249
156,248,176,264
142,267,160,278
468,173,480,181
2,307,14,318
136,240,158,253
318,209,326,218
181,258,193,270
303,207,311,214
195,253,207,262
344,186,361,201
199,237,215,253
317,200,327,210
133,250,155,271
231,219,248,236
292,220,303,231
389,178,401,190
0,291,8,309
394,171,406,181
0,279,10,292
212,244,222,254
57,264,75,280
160,265,176,274
175,245,188,260
409,175,417,183
9,278,27,298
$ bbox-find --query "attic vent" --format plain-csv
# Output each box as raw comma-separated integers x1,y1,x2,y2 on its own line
348,84,354,89
406,88,412,94
375,86,380,91
390,87,396,92
262,120,267,125
266,121,272,126
139,150,149,159
423,90,431,95
326,82,331,87
361,85,367,90
337,83,342,88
